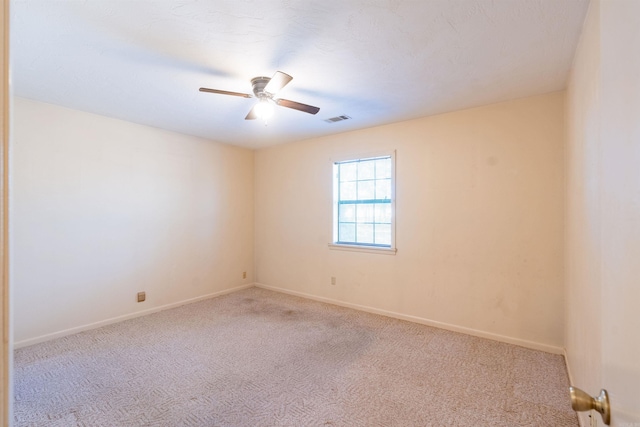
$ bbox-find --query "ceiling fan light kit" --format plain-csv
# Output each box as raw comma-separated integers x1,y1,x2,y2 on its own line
254,98,274,123
199,71,320,125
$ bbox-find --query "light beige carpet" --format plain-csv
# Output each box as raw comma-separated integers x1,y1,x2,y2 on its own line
14,287,578,426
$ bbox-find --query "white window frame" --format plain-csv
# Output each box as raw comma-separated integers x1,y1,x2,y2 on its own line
329,150,397,255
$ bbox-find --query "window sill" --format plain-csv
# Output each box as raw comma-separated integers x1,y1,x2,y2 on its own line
328,243,397,255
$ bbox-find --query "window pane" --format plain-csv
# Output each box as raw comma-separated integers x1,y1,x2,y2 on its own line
339,222,356,242
334,154,394,249
375,178,391,200
339,204,356,222
358,160,375,180
375,158,391,179
340,162,357,182
374,203,392,223
356,203,374,223
356,223,374,244
340,181,357,201
374,224,391,245
357,180,375,200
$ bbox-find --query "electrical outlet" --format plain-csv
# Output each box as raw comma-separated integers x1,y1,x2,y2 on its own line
137,292,146,302
242,271,247,279
331,277,336,285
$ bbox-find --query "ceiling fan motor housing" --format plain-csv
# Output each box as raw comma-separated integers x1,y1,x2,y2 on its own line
251,76,271,98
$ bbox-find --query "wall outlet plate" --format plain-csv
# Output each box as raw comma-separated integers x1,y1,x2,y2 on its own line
137,292,146,302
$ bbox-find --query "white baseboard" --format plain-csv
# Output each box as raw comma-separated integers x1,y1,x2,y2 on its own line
255,282,564,355
17,282,565,356
14,284,254,349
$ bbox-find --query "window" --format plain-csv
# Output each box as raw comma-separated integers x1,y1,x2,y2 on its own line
330,152,396,254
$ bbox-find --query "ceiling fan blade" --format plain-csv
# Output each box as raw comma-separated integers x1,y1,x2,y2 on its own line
264,71,293,95
199,87,252,98
245,105,258,120
276,98,320,115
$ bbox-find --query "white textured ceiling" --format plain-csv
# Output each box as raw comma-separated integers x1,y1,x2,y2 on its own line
10,0,589,148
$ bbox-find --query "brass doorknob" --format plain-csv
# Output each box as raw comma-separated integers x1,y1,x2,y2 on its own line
569,386,611,425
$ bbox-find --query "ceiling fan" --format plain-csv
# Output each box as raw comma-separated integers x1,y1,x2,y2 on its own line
199,71,320,122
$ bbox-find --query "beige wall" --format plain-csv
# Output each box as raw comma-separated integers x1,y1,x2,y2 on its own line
566,0,640,424
11,98,254,346
255,92,565,352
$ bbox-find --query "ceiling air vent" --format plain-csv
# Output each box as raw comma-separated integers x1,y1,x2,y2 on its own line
324,115,351,123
